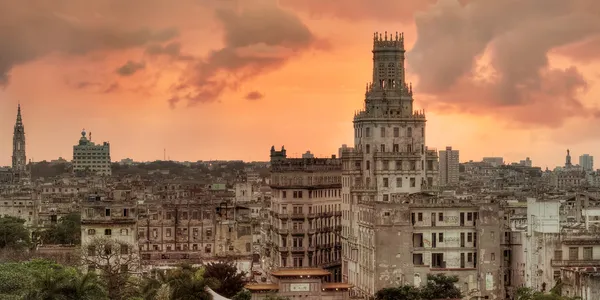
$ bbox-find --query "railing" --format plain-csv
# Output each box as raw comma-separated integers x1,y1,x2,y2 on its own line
290,213,305,219
279,247,289,252
291,228,305,235
350,184,377,193
551,259,600,267
307,213,316,219
291,247,305,252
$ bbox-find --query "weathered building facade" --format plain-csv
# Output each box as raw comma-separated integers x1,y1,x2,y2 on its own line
268,147,343,282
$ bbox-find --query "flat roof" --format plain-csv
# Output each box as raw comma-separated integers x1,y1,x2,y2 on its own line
271,268,331,277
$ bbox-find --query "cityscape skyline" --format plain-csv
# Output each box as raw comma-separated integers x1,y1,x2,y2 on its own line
1,0,600,167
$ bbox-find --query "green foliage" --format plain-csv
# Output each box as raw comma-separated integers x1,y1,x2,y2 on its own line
30,161,70,179
40,213,81,245
375,285,421,300
203,261,247,298
516,286,582,300
0,215,31,249
375,274,462,300
232,289,252,300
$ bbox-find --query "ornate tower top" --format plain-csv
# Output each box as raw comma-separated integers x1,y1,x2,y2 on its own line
12,103,27,177
373,31,405,51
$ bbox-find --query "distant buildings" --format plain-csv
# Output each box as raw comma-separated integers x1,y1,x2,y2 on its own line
580,154,594,172
483,157,504,167
439,146,460,186
519,157,532,167
301,151,315,159
72,130,112,176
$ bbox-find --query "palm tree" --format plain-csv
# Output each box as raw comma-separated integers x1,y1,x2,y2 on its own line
25,269,106,300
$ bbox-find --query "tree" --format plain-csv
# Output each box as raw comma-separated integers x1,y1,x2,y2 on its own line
375,285,421,300
232,289,252,300
420,274,462,300
82,237,139,300
0,216,31,250
25,269,106,300
41,213,81,245
203,261,247,298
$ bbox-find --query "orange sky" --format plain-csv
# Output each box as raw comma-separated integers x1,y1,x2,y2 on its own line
1,0,600,168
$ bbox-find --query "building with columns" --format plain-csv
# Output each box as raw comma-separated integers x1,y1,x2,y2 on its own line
340,32,439,297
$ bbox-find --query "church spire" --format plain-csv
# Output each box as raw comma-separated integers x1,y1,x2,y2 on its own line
12,103,27,179
16,103,22,126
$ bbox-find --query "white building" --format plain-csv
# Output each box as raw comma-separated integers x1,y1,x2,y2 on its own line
483,157,504,167
72,130,111,176
439,146,460,186
341,31,439,297
580,154,594,172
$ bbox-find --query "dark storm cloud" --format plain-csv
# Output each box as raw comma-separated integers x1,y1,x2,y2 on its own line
145,42,194,61
168,1,321,107
408,0,600,127
116,61,146,76
0,0,179,85
279,0,437,22
244,91,264,101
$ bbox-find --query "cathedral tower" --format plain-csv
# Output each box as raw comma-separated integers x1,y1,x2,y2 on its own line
12,104,27,178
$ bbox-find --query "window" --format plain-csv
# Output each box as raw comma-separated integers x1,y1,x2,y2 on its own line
120,264,128,273
467,233,473,242
104,245,112,255
366,161,370,170
418,213,423,221
380,127,385,137
467,253,473,262
104,229,112,236
439,233,444,242
393,144,399,152
383,160,389,170
365,127,371,137
123,209,129,217
88,246,96,256
410,178,416,187
383,194,389,202
383,178,389,187
439,213,444,222
282,191,287,198
380,144,385,152
120,229,128,236
88,229,96,235
393,127,399,137
407,127,412,137
105,209,111,217
120,244,129,255
396,178,402,187
166,228,172,237
554,250,563,260
491,253,495,261
467,213,473,221
366,144,370,154
584,247,593,260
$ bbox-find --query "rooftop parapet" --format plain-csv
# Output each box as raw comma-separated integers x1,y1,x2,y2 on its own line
373,31,405,51
354,108,426,121
271,157,341,173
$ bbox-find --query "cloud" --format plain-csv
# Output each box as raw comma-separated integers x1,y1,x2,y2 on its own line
145,42,194,61
168,0,320,107
279,0,437,22
407,0,600,127
116,61,146,76
245,91,264,101
0,0,180,85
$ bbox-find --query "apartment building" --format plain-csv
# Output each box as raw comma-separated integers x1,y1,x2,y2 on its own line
439,146,460,186
72,130,111,176
268,146,343,282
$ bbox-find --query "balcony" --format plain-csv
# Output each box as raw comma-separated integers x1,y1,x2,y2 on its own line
335,225,342,232
275,228,289,235
551,259,600,267
307,213,316,219
291,228,305,235
278,213,289,219
308,228,317,234
291,247,305,252
279,247,289,252
374,151,421,159
291,213,305,220
334,211,342,217
307,246,316,251
350,184,377,193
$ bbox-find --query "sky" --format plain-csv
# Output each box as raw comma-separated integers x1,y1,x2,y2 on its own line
1,0,600,168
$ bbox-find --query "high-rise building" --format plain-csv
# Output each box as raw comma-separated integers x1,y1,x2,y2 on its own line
519,157,532,167
72,129,112,176
439,146,459,186
340,32,439,296
12,104,28,181
579,154,594,171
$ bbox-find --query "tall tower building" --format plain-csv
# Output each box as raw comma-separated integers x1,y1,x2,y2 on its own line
565,149,573,168
72,129,112,176
340,32,439,296
12,104,28,180
579,154,594,172
439,146,459,186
